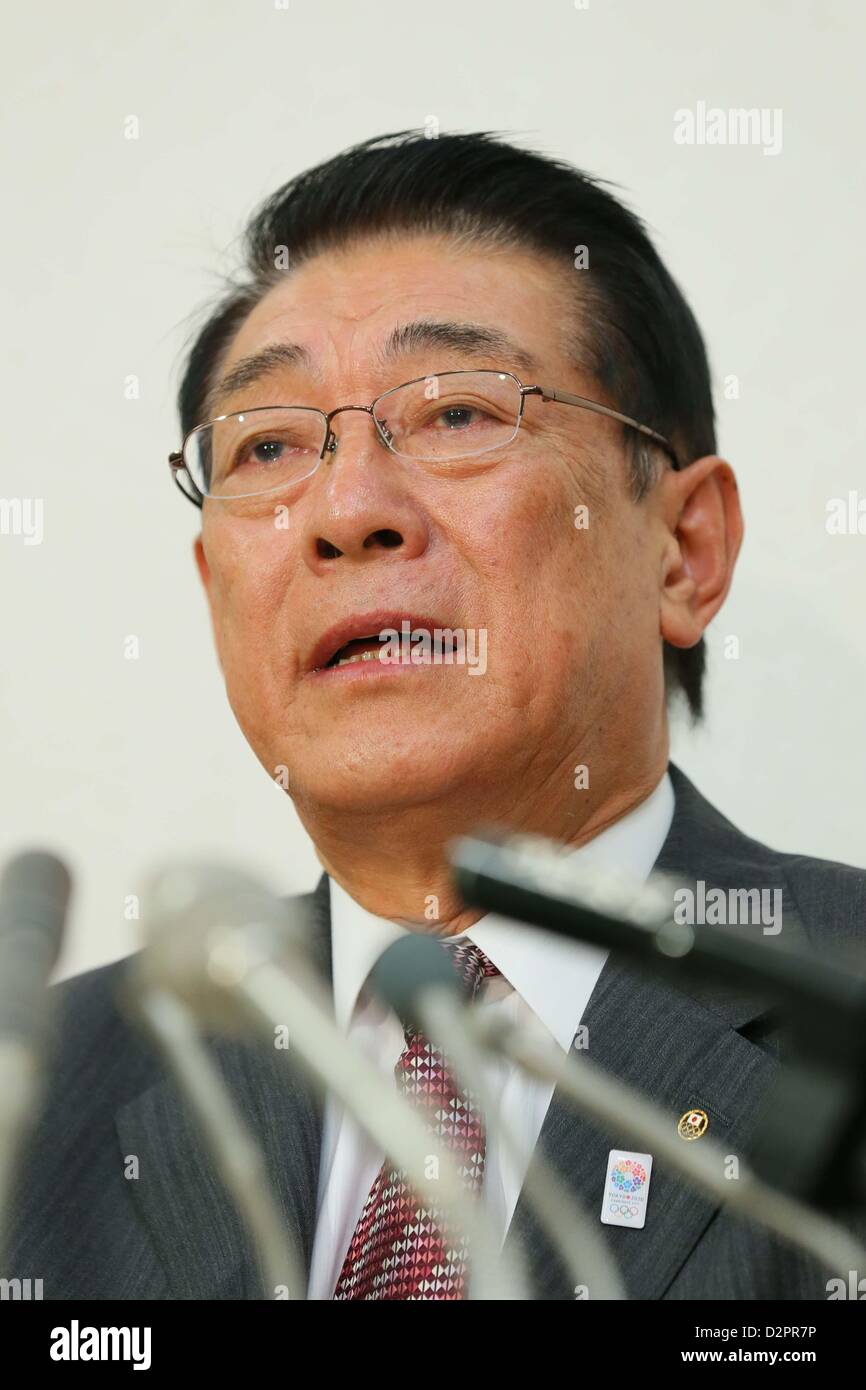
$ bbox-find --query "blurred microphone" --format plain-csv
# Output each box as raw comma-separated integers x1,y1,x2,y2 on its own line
0,850,71,1260
450,829,866,1216
132,861,312,1032
128,863,526,1300
371,935,626,1299
450,830,866,1022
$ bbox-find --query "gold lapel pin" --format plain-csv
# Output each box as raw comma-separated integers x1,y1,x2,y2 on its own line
677,1108,709,1140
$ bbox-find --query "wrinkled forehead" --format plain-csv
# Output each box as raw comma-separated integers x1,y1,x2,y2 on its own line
208,234,585,410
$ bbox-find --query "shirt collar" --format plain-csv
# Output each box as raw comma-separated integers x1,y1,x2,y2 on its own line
329,881,408,1033
328,770,675,1046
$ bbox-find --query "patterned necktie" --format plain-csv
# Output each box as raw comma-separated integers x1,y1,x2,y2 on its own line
333,939,501,1301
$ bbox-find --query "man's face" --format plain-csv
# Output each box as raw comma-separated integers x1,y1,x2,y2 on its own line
195,234,669,822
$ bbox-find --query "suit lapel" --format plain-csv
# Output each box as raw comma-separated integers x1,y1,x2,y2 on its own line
115,875,332,1299
506,763,797,1299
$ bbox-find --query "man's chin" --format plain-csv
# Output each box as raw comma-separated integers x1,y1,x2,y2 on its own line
285,747,479,818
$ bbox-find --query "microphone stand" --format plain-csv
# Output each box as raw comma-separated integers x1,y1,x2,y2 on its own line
127,984,305,1300
233,957,529,1300
128,862,530,1301
418,987,626,1299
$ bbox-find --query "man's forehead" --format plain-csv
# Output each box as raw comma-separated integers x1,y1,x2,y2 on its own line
208,238,573,411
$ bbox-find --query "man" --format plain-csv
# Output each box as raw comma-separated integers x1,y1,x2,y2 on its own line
6,130,865,1300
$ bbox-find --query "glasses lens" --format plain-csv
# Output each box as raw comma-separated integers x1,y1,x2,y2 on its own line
373,371,521,463
184,407,326,498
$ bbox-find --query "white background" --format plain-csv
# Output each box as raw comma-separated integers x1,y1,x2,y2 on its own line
1,0,863,980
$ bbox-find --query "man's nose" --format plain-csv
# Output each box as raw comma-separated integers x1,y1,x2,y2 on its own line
302,410,431,568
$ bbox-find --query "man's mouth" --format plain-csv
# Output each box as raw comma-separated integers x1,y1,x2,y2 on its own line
324,636,388,669
306,611,446,676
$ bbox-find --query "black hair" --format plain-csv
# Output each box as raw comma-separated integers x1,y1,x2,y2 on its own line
177,129,715,719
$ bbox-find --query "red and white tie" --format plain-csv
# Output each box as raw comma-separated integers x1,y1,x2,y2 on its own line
333,939,501,1300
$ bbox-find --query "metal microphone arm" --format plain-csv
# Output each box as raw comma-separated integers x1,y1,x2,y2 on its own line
129,862,529,1301
371,932,625,1299
126,984,305,1300
421,988,626,1299
213,952,528,1301
470,1005,866,1278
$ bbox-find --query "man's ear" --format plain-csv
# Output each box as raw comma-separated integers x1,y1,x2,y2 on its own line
658,455,744,650
194,534,210,593
194,535,223,670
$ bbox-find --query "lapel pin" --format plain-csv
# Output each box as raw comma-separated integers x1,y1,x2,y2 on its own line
600,1150,653,1229
678,1108,709,1140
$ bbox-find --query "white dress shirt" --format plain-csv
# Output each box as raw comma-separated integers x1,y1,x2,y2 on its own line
307,771,675,1298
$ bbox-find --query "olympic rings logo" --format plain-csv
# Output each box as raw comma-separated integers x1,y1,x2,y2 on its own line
608,1201,640,1218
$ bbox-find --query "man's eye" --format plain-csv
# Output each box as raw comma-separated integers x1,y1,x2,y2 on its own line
439,406,477,429
251,439,284,463
431,403,495,431
233,436,301,470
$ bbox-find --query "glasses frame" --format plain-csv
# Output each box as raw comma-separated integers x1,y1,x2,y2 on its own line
168,367,682,507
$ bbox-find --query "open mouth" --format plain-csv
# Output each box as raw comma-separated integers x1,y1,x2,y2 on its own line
322,636,386,669
306,612,453,676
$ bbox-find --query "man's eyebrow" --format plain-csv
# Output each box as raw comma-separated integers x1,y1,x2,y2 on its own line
203,319,538,419
379,320,538,375
205,341,313,417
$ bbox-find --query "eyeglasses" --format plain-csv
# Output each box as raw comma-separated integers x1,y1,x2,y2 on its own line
168,368,681,507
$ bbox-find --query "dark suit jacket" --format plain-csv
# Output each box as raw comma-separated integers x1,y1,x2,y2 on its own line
4,764,866,1299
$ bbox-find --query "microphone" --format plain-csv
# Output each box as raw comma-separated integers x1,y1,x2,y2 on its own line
0,850,71,1261
450,830,866,1023
128,862,527,1300
132,860,311,1033
450,829,866,1220
371,935,627,1300
0,850,70,1044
